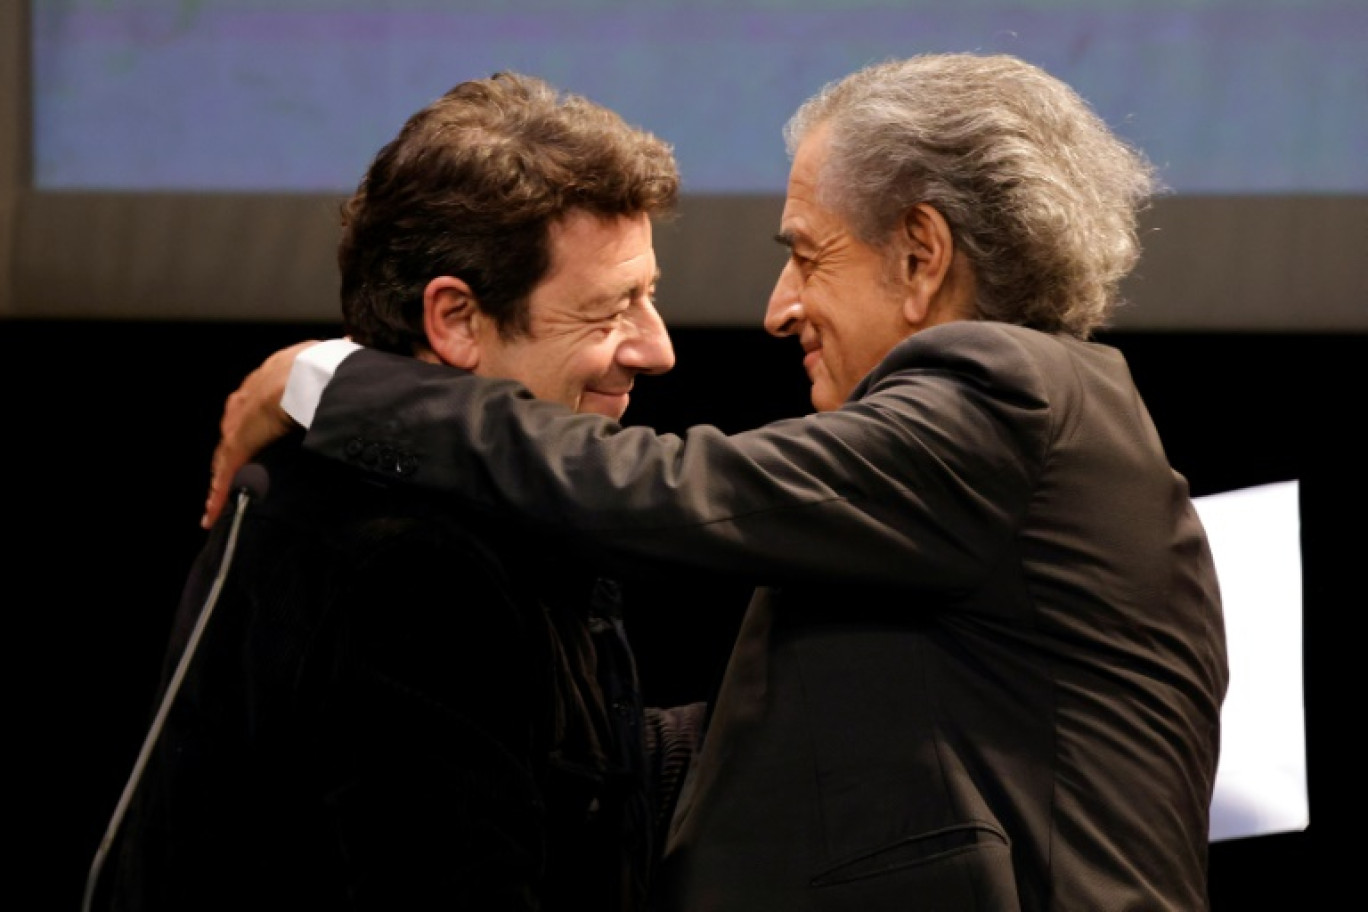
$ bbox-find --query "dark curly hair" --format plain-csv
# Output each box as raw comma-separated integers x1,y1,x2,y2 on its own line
338,72,679,353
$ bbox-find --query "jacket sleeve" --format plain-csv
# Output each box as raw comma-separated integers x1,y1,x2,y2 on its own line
304,330,1051,592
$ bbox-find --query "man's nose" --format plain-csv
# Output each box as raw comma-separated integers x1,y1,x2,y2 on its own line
620,299,676,375
764,261,805,338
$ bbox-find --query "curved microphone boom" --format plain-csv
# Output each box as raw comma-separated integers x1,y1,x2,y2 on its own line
80,465,268,912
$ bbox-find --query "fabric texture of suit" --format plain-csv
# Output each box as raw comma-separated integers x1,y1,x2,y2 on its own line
302,320,1230,911
100,439,695,911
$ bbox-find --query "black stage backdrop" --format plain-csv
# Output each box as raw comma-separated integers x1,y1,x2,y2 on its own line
5,320,1347,909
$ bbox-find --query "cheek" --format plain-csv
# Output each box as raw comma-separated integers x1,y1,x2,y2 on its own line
515,349,574,406
817,315,885,397
566,339,617,384
804,271,856,331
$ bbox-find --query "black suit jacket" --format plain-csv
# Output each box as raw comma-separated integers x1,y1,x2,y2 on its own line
302,321,1229,911
101,442,662,911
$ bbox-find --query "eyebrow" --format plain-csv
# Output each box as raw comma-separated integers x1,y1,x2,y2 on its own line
774,231,796,250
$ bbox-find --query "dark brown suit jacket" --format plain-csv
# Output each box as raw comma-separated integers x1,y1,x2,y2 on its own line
304,320,1229,911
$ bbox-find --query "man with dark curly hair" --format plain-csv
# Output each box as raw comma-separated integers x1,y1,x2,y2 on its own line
95,72,702,912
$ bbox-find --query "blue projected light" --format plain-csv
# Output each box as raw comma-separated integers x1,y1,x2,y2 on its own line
32,1,1368,194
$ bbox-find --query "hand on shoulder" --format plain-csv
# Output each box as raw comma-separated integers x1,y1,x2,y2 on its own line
201,340,319,528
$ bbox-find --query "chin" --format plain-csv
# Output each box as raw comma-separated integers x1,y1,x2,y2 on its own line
577,389,631,420
810,388,840,413
580,403,628,421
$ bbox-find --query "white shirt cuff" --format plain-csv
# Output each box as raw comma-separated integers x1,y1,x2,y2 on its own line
282,338,360,429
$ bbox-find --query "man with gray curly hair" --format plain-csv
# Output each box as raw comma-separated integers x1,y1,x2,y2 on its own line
207,53,1228,911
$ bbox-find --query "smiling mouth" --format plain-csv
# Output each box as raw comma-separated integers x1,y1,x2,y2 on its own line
581,388,632,418
802,349,821,376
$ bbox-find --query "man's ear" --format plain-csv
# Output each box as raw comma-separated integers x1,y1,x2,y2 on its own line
896,202,958,326
422,276,483,370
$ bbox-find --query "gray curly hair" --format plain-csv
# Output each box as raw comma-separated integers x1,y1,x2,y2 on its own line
784,53,1160,338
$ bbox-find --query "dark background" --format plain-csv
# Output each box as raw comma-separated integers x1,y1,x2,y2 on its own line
7,319,1347,908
